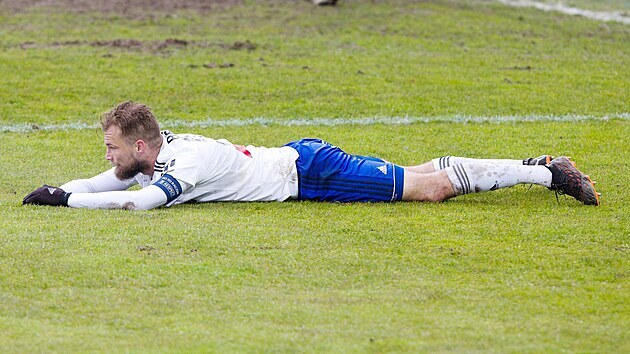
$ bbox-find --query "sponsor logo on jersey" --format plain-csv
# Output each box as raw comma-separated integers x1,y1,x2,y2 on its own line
377,165,388,175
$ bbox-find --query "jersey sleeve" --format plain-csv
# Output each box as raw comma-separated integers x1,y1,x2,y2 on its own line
60,168,137,193
66,185,168,210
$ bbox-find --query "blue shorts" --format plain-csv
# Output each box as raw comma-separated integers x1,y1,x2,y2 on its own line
284,139,404,202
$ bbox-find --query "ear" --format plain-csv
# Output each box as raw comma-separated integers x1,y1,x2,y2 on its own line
135,139,147,154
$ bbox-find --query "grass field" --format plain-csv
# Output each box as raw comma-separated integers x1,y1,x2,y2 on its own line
0,0,628,352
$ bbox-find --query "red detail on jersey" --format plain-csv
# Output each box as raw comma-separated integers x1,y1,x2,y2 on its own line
233,144,252,158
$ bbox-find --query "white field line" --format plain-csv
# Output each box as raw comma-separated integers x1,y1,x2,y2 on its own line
497,0,630,24
1,114,628,133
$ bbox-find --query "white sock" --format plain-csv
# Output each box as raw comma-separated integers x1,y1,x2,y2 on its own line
433,156,525,171
445,163,552,195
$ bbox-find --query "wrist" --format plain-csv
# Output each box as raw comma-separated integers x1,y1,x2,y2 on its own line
61,192,72,207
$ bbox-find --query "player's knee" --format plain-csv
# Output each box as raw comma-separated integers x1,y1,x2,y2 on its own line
423,183,453,202
403,171,454,202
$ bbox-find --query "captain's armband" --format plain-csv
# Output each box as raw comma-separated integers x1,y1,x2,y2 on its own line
153,174,183,203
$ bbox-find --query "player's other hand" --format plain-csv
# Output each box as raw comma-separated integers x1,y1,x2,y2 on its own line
23,185,71,207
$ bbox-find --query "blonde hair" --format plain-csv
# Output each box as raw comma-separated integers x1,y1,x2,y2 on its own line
101,101,162,148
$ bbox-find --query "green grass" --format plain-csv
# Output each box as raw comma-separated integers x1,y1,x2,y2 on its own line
0,0,629,352
0,0,628,124
1,122,628,352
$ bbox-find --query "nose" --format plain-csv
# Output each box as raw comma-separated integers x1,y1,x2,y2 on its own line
105,149,112,161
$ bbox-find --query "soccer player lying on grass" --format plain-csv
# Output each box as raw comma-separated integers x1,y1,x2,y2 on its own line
23,101,600,209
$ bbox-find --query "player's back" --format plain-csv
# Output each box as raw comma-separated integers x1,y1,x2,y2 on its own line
155,131,299,203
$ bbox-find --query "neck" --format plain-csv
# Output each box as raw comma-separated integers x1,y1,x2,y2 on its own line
143,140,163,176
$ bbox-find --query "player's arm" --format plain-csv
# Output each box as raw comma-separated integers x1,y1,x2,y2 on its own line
23,174,184,210
66,185,168,210
60,168,137,193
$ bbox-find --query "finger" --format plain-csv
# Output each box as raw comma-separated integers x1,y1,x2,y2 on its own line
23,190,38,204
22,186,47,204
23,195,37,204
23,191,42,204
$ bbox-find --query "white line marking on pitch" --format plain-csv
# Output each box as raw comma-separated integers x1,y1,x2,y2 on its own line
1,114,628,133
497,0,630,24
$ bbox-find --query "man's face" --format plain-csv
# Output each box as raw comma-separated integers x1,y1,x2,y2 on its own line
104,125,149,180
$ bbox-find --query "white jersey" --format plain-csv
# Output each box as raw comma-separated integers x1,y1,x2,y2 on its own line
62,130,299,210
139,131,299,205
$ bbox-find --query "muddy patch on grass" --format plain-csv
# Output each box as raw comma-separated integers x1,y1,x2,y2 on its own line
0,0,242,14
500,65,534,71
17,38,257,53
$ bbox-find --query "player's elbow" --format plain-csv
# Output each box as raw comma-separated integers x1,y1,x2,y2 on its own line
124,195,162,210
113,200,146,210
128,187,169,210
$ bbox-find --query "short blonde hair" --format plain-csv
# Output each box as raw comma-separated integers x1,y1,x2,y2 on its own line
101,101,162,148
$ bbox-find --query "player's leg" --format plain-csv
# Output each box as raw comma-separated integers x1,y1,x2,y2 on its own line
402,170,456,202
403,155,552,174
401,161,436,174
402,163,553,202
404,157,601,205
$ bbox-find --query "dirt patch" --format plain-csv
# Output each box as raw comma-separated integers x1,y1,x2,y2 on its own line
225,40,256,51
0,0,242,14
500,65,534,71
200,62,235,69
18,38,257,53
91,39,145,49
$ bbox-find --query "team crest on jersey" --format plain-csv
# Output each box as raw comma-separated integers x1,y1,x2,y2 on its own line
164,159,176,175
164,159,175,173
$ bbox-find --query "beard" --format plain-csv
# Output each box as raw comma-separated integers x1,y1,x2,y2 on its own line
114,157,150,180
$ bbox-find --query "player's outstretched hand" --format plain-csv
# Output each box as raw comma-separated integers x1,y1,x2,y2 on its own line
23,185,71,207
